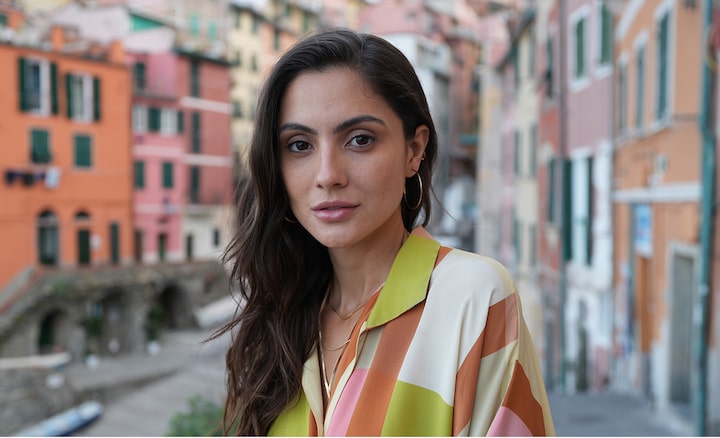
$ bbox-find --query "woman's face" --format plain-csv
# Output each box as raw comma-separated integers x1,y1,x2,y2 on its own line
279,68,428,250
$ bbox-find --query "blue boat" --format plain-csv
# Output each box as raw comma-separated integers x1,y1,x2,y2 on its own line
14,401,103,437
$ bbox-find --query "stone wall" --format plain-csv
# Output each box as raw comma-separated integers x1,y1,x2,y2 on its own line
0,367,76,435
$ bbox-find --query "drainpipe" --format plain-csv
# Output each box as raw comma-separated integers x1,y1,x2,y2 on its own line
696,0,715,435
558,0,568,392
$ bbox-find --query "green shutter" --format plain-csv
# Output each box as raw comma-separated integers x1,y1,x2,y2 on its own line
93,77,101,121
191,112,201,152
78,229,91,265
148,107,161,132
19,57,27,111
134,160,145,189
133,62,146,90
189,166,200,202
514,131,521,175
600,5,611,64
74,135,92,167
50,63,59,114
562,159,573,261
110,222,120,264
65,73,74,119
31,130,51,164
636,47,645,129
586,156,594,265
162,162,173,188
176,110,184,133
575,18,585,78
190,61,200,97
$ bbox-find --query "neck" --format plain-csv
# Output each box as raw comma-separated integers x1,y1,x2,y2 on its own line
327,220,410,313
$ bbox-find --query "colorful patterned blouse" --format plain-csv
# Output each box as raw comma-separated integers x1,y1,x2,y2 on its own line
269,228,555,436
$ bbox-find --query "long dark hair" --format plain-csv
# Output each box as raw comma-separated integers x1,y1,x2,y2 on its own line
216,28,438,435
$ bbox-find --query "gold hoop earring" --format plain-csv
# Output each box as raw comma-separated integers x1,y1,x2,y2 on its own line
403,173,423,210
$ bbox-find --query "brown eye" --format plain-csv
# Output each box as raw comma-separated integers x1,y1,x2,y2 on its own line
348,135,374,148
288,141,312,152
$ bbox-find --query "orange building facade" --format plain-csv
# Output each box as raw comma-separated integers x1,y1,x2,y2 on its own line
0,33,133,293
612,0,702,425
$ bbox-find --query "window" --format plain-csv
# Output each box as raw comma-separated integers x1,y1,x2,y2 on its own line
545,36,554,98
599,3,612,66
162,161,174,188
132,105,147,133
133,62,146,91
213,228,220,247
585,156,594,265
190,60,200,97
573,15,587,79
235,10,242,29
158,233,167,262
252,15,259,34
618,61,627,135
562,159,573,261
189,166,200,203
529,28,536,77
234,50,242,67
66,73,99,122
74,134,92,168
191,112,201,153
0,13,8,28
273,29,280,51
30,129,51,164
109,222,120,264
512,46,519,89
208,20,217,40
250,54,258,72
37,210,59,266
656,10,670,121
134,229,143,262
635,45,645,130
134,160,145,189
189,14,200,36
233,101,243,118
513,217,521,264
19,58,56,115
160,108,178,135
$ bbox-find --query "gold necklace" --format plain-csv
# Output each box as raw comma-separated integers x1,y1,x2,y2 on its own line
318,327,348,399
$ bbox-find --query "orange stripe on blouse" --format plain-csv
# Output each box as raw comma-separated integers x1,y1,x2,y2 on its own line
481,293,519,358
500,361,547,436
452,331,484,435
345,302,426,435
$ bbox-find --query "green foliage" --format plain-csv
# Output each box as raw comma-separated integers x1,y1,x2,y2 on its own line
144,305,165,341
166,396,224,436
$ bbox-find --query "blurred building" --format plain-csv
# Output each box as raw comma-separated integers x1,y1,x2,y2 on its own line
360,0,483,249
48,1,234,264
612,0,704,429
0,4,133,292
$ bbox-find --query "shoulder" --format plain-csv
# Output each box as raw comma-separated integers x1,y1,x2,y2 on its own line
428,246,516,306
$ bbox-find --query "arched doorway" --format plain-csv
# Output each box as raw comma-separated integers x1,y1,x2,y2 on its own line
37,309,69,354
37,210,59,266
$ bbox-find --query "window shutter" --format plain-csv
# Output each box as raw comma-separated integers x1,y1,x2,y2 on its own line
176,110,184,133
562,159,573,261
148,107,161,132
191,112,201,152
19,57,27,111
657,13,669,120
74,135,92,167
65,73,74,119
189,166,200,202
134,160,145,188
93,77,101,121
162,161,173,188
31,130,51,164
586,156,594,265
50,63,59,114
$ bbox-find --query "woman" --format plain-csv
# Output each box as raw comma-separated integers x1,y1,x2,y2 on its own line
218,28,555,436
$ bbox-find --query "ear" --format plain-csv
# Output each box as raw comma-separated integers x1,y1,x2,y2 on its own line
405,125,429,177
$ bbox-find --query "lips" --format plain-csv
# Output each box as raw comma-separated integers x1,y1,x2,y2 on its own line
312,201,359,222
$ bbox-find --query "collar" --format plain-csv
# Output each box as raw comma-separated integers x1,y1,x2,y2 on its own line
366,226,440,329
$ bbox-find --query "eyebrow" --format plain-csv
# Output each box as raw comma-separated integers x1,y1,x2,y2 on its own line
278,115,386,135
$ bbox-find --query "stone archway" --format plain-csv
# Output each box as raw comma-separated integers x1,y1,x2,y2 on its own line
37,309,71,354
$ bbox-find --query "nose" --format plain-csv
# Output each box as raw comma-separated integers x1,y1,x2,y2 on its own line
315,146,348,189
